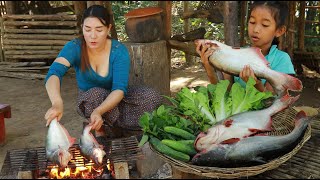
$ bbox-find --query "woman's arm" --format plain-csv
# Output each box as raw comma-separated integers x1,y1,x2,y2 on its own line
44,57,71,126
89,90,124,130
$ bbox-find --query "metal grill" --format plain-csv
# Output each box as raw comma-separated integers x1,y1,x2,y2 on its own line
0,135,143,177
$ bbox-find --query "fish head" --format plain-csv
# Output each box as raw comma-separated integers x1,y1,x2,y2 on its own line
50,148,72,168
194,125,224,152
91,148,106,164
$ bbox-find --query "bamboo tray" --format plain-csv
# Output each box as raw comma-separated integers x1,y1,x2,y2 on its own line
151,107,312,179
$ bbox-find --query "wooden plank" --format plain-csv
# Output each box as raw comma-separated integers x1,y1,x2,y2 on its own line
5,54,57,59
3,34,78,40
4,50,60,55
2,14,77,20
3,45,64,50
0,71,46,80
3,21,78,27
3,28,79,34
3,39,67,45
113,162,129,179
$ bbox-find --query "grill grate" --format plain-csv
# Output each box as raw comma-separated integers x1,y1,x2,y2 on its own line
0,135,143,177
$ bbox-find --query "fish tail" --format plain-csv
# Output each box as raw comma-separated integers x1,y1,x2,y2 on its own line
274,73,303,96
269,93,300,115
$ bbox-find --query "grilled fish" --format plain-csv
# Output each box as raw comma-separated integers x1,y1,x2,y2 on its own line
46,118,76,168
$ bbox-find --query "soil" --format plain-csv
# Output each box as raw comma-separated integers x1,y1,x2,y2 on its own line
0,63,319,175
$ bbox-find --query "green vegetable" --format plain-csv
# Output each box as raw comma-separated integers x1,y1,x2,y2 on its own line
149,137,190,162
164,126,196,140
161,139,197,156
177,139,194,146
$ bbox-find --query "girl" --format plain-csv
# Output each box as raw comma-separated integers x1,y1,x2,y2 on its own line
44,5,163,141
196,1,295,94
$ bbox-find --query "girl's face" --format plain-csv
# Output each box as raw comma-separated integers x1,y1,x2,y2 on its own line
83,17,111,49
248,6,284,51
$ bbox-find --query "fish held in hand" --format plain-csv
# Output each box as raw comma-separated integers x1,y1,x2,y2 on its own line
194,93,300,152
192,110,313,167
80,124,106,165
195,39,303,97
46,118,76,168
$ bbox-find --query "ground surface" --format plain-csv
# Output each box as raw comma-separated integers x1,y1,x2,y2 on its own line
0,63,319,176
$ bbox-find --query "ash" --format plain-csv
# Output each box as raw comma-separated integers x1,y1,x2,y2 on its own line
147,163,172,179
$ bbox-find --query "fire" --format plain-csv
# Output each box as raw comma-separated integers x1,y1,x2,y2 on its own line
48,160,106,179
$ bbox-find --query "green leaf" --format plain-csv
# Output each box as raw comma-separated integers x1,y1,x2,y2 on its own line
138,134,149,147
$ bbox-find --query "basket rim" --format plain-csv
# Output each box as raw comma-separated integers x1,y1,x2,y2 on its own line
150,108,313,178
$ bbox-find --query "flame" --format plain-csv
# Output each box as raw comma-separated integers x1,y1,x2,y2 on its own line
48,160,107,179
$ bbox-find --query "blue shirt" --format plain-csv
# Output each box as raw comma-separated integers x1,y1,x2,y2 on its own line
234,45,295,87
47,38,130,95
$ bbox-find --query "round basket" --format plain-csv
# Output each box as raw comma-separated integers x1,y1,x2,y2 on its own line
151,107,312,179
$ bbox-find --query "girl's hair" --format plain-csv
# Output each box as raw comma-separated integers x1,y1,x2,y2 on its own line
80,5,111,72
249,1,288,46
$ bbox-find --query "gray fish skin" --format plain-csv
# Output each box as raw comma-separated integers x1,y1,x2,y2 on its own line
192,111,312,167
194,93,299,152
80,125,106,165
195,39,303,97
46,118,76,168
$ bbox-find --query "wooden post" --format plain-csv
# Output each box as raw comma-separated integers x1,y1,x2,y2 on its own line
105,1,118,40
287,1,296,60
158,1,172,83
4,1,15,15
73,1,86,24
223,1,240,47
184,1,195,66
124,40,170,96
0,17,4,62
239,1,248,47
298,1,305,51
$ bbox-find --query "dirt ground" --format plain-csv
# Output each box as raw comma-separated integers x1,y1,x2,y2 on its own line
0,63,320,172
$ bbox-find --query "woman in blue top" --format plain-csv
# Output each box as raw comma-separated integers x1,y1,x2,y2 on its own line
44,5,163,141
196,1,295,94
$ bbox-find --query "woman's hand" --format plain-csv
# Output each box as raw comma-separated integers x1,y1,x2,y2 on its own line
89,109,104,131
45,101,63,127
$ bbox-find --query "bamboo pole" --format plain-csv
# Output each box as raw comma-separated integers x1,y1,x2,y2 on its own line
3,34,78,40
3,45,64,50
4,50,60,55
3,39,68,45
3,29,80,34
2,14,77,20
3,21,78,27
0,17,4,62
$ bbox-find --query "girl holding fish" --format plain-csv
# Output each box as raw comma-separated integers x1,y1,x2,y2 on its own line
44,5,163,142
196,1,296,94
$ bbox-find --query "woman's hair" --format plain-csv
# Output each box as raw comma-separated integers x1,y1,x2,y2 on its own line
80,5,111,72
249,1,289,46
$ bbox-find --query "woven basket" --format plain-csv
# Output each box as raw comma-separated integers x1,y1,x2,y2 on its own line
151,107,312,179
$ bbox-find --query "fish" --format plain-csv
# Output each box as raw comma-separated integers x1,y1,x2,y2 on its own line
80,124,106,165
194,93,300,152
195,39,303,97
192,110,312,167
46,118,76,168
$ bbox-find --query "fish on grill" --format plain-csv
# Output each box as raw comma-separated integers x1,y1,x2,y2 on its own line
195,39,303,97
80,124,106,165
46,118,76,168
192,110,313,167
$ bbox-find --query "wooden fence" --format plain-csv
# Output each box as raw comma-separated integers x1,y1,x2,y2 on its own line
0,14,80,62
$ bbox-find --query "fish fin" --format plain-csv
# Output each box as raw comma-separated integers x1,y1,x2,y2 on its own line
253,157,267,164
58,122,76,146
295,110,307,119
224,119,233,127
247,47,270,66
220,138,240,144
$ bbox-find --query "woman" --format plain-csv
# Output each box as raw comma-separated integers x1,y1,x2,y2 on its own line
44,5,163,141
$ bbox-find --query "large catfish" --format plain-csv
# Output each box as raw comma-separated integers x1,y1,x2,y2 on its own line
192,110,312,167
195,39,303,97
194,93,300,152
80,124,106,165
46,118,76,168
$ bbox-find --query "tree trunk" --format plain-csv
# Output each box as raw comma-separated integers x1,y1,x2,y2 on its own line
184,1,195,66
105,1,118,40
73,1,86,22
223,1,239,47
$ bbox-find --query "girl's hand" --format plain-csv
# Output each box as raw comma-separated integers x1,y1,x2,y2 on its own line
45,102,63,127
89,109,104,131
240,65,264,92
196,42,214,67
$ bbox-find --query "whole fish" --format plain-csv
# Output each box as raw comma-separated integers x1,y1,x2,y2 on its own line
80,124,106,165
194,93,299,152
195,39,303,97
46,118,76,168
192,110,312,167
